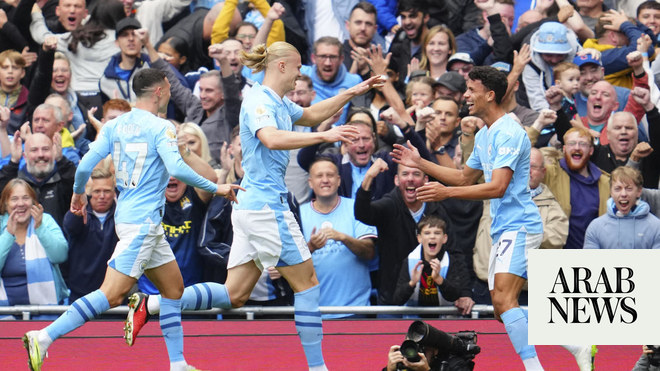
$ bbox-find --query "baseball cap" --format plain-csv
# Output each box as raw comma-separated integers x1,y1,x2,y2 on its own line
436,71,466,93
115,17,142,38
532,22,572,55
447,53,474,69
573,54,602,68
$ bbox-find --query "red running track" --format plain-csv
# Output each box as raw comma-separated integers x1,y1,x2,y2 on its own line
0,319,640,370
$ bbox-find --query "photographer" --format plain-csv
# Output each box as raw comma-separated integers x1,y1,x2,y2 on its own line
386,344,434,371
384,321,479,371
632,346,660,371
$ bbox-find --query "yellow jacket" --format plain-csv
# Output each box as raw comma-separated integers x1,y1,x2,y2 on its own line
211,0,285,46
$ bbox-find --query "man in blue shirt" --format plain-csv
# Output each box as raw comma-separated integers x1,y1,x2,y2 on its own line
392,66,545,369
300,158,377,319
23,68,241,371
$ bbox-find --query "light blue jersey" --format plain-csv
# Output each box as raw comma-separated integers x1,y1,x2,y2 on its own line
73,108,218,225
466,114,542,241
300,197,377,318
236,82,304,211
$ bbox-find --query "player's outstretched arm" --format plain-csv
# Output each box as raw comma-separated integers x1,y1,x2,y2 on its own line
391,140,482,186
294,75,385,127
417,167,512,202
257,125,359,150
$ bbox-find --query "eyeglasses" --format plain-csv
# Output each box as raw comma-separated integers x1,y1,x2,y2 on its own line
565,141,591,149
236,34,256,40
315,54,340,62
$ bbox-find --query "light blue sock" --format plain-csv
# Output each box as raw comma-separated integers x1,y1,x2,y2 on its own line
501,307,537,361
180,282,231,310
45,289,110,340
160,298,185,363
294,285,324,368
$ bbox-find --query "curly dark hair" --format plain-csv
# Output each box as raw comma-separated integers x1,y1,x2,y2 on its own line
467,66,508,105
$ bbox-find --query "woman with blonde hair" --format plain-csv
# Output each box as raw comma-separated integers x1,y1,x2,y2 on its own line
419,25,457,80
0,179,68,317
136,41,383,370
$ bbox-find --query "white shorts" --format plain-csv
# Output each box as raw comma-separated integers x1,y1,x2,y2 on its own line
108,223,175,279
488,229,542,290
228,207,310,271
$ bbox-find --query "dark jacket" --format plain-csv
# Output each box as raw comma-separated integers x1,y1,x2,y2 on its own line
62,202,118,302
354,186,460,305
388,31,423,81
0,157,75,227
5,86,29,135
297,126,433,200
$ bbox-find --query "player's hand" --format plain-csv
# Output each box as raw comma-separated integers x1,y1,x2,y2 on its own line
390,140,422,169
267,266,282,280
216,183,245,203
416,181,449,202
348,75,386,97
324,124,360,144
70,192,88,224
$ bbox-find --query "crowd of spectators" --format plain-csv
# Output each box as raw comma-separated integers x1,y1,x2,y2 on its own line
1,0,660,324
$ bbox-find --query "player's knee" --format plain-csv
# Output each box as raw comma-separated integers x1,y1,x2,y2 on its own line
230,294,249,308
161,283,184,300
491,293,516,315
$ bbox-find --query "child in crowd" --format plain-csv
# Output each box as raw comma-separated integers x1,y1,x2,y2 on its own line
553,62,581,122
392,215,467,317
0,50,28,132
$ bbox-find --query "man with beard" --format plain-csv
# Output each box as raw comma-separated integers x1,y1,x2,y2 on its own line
548,85,660,187
542,126,611,249
354,161,473,315
0,132,75,227
301,36,362,125
343,2,382,80
388,0,429,80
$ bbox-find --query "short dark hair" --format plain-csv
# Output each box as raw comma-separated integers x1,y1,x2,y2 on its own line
295,74,314,90
637,0,660,17
398,0,427,15
132,68,167,97
417,215,447,234
309,156,339,174
467,66,508,105
351,1,377,17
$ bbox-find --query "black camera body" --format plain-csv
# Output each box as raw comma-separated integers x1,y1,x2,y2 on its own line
397,321,481,371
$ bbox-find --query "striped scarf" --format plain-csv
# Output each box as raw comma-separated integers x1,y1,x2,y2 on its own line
0,219,58,307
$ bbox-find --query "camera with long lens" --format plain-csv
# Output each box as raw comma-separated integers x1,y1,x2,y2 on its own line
648,345,660,366
397,321,481,371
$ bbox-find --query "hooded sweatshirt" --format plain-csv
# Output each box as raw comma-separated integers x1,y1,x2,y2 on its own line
584,198,660,249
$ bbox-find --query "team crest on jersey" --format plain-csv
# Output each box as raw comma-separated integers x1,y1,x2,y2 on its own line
321,221,333,230
179,196,192,210
166,128,177,139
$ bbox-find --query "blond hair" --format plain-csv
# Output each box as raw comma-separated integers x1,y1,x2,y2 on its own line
611,166,643,189
240,42,299,73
